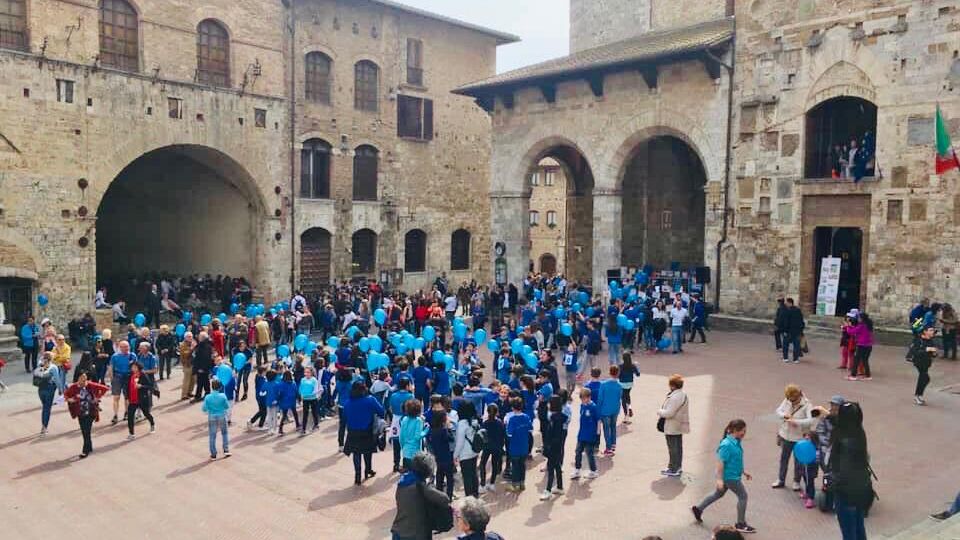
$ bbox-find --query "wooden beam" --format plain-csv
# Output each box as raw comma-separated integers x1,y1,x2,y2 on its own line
639,66,658,90
539,83,556,104
700,52,722,80
586,74,604,97
501,92,515,109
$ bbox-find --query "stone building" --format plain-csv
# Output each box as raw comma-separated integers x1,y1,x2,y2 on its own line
459,0,960,325
0,0,513,326
528,157,568,276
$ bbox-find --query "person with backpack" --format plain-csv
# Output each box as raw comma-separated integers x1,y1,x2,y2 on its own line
34,352,65,436
830,401,875,540
455,496,505,540
453,401,482,498
390,451,452,540
691,419,757,535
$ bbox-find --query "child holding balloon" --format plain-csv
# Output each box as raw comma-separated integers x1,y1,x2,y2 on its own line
798,431,820,508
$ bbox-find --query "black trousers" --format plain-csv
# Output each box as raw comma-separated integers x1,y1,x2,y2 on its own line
479,451,502,486
689,326,706,343
337,407,347,447
850,346,872,378
545,455,563,491
195,371,210,399
352,451,373,480
250,401,267,427
23,347,39,372
301,399,319,430
460,457,479,497
279,408,300,433
79,415,94,454
915,365,930,396
127,402,154,434
159,354,173,380
436,462,454,497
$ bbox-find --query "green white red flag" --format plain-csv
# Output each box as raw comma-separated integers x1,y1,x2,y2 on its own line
936,105,960,174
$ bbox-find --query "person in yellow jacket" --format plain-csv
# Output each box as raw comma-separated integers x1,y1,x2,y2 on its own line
52,334,72,389
253,316,271,367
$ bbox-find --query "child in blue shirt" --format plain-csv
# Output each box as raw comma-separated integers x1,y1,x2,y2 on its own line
398,399,427,472
202,378,232,459
427,410,455,498
692,419,755,534
277,371,299,436
247,366,268,430
585,367,602,399
506,397,533,492
572,387,599,479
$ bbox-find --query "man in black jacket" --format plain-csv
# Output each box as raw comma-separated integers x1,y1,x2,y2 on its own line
144,283,162,328
773,297,786,351
782,298,805,363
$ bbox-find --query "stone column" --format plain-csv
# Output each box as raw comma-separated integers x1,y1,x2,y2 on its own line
592,189,622,290
490,190,530,288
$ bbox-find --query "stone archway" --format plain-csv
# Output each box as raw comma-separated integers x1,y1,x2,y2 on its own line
95,145,267,311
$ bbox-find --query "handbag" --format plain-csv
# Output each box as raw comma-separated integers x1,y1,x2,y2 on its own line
657,394,686,433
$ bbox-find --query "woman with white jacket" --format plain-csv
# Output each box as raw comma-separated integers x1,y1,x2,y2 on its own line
772,384,818,490
657,374,690,477
453,401,481,497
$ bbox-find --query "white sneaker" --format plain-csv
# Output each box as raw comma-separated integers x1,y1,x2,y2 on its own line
150,425,156,433
246,421,253,431
570,469,581,479
551,487,564,494
127,434,135,441
791,482,801,491
585,471,599,479
539,490,551,501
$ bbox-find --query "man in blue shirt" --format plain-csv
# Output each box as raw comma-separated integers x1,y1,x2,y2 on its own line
596,365,623,455
20,317,39,372
107,340,137,425
572,388,599,479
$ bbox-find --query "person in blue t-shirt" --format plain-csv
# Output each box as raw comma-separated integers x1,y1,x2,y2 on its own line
692,419,756,535
247,366,269,429
20,317,40,372
505,398,532,492
388,378,414,472
597,365,623,455
277,371,299,436
299,365,320,434
432,363,451,397
412,358,433,406
561,342,579,393
572,387,599,479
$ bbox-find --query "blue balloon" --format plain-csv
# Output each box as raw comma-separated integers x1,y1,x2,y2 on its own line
534,289,543,300
277,344,291,358
553,308,565,319
370,335,383,353
623,319,635,332
368,352,389,372
453,324,467,340
586,307,596,317
422,325,436,342
347,326,362,339
510,338,523,354
474,329,487,345
638,273,650,286
256,304,265,315
389,332,401,346
414,338,425,351
37,294,49,306
294,334,309,351
487,339,499,353
233,353,248,370
522,345,533,357
359,337,371,352
374,308,387,326
441,354,455,371
245,306,257,318
200,313,212,326
134,313,146,327
403,334,416,350
326,336,340,349
578,291,590,305
305,342,318,355
524,352,539,371
609,280,619,290
572,303,582,313
175,324,186,338
218,313,228,323
397,344,409,355
657,338,671,350
183,311,193,322
793,439,817,465
432,350,445,363
617,313,628,327
230,303,239,315
560,323,573,337
269,308,277,316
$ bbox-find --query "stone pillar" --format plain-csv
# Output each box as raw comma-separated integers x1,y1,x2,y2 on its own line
490,190,530,288
592,190,622,290
0,324,24,364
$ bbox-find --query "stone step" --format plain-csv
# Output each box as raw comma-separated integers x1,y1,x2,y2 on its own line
879,514,960,540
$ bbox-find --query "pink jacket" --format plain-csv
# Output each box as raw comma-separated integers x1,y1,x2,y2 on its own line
845,322,874,347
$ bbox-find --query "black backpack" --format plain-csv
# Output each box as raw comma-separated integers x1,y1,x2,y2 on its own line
468,420,488,454
417,481,454,533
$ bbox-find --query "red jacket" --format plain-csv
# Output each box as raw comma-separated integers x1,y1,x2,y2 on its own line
64,381,109,421
211,330,226,357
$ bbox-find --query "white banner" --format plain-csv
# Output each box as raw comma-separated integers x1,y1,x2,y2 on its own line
816,257,842,316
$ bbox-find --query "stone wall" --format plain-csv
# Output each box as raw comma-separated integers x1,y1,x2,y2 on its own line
529,160,568,274
651,0,729,31
569,0,651,53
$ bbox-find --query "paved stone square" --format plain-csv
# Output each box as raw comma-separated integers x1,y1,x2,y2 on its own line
1,331,958,540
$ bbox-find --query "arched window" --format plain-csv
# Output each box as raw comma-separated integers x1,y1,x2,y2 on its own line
353,145,378,201
300,228,331,295
804,96,877,179
540,253,557,275
352,229,377,275
300,139,331,199
404,229,427,273
305,52,332,104
0,0,28,50
354,60,379,112
451,229,470,271
197,19,230,87
99,0,139,71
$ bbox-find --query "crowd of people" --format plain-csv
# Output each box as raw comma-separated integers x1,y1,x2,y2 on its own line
15,271,957,540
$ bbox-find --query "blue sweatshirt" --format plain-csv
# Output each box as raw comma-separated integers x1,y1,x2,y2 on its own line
278,380,298,410
299,376,318,400
344,395,384,430
482,417,506,455
562,349,579,373
399,415,427,459
496,354,512,383
596,378,623,417
521,389,537,420
389,389,414,416
202,390,231,419
506,413,533,457
428,426,454,465
433,369,451,396
254,374,267,403
263,379,280,407
577,402,600,443
585,379,602,399
413,366,432,397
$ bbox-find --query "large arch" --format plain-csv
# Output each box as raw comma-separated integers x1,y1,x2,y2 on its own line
95,145,265,308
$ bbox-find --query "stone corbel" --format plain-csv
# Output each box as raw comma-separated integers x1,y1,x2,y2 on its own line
586,74,604,97
639,65,658,90
539,83,557,104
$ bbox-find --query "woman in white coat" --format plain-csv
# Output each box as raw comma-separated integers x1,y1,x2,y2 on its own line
772,384,818,490
657,374,690,476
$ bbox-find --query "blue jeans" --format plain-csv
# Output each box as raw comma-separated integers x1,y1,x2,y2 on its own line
950,490,960,515
644,326,655,349
38,386,56,428
208,416,229,457
782,333,801,361
607,342,621,365
601,413,618,449
835,495,867,540
671,326,683,352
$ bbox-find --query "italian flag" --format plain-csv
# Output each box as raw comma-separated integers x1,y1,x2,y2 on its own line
936,105,960,174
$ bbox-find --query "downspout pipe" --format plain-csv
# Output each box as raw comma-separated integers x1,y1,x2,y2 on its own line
706,19,736,313
285,0,297,297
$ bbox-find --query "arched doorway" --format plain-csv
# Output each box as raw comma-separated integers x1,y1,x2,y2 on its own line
804,96,877,179
539,253,557,276
525,145,594,284
300,228,331,296
96,145,263,308
621,135,707,269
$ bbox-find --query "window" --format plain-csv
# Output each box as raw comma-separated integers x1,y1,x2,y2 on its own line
56,79,75,103
545,170,555,186
99,0,139,71
397,95,434,140
530,172,539,186
354,60,379,112
546,211,557,226
353,145,378,201
451,229,470,270
167,97,182,119
406,38,423,85
305,52,332,104
404,229,427,272
661,210,672,230
300,139,331,199
352,229,377,275
529,210,539,226
197,19,230,87
804,96,877,179
254,108,266,128
0,0,27,51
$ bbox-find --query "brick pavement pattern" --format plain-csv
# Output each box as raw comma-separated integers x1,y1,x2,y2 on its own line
1,331,958,540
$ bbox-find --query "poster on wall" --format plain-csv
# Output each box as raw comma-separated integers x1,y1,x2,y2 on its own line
816,257,842,316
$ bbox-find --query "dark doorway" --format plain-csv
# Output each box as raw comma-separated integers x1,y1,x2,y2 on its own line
540,253,557,275
300,228,331,296
813,226,863,316
352,229,377,276
0,277,33,328
804,97,877,179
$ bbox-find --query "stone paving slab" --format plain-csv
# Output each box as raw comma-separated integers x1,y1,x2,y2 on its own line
0,331,958,540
